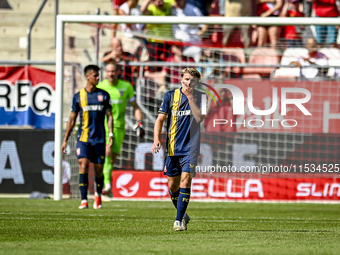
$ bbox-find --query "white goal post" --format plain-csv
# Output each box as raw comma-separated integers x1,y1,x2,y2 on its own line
54,15,340,200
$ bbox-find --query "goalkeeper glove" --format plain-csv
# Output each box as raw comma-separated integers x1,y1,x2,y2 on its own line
133,120,145,138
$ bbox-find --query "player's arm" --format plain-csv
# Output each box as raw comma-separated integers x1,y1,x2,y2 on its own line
151,113,166,154
130,100,143,122
188,94,205,123
106,108,114,147
130,95,145,138
61,111,78,154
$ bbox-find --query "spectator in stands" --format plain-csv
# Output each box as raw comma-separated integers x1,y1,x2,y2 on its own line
101,37,138,85
223,0,253,48
303,0,313,17
117,0,149,64
280,0,304,48
289,37,329,80
197,49,230,79
112,0,127,15
186,0,213,16
145,43,194,87
162,44,195,84
118,0,144,37
111,0,127,36
141,0,173,71
310,0,339,45
171,0,209,62
204,87,237,132
256,0,283,48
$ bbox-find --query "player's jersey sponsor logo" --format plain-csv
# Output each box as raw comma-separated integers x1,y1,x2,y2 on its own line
172,110,191,116
82,105,104,111
97,95,103,102
76,148,81,155
111,99,123,104
120,91,124,97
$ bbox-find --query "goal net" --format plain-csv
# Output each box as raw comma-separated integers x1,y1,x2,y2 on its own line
55,15,340,201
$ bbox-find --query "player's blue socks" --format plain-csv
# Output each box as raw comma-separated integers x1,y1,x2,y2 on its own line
169,189,179,208
176,188,191,221
103,157,113,188
79,173,88,201
95,175,104,196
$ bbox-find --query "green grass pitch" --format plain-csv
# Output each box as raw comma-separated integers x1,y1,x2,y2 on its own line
0,198,339,255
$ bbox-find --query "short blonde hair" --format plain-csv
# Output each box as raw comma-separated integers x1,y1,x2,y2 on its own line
181,67,201,80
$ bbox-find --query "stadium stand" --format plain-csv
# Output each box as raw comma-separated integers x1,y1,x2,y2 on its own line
0,0,112,69
243,47,280,79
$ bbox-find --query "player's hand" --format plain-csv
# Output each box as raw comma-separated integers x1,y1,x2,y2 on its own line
133,120,145,138
181,83,192,98
61,141,67,154
151,141,162,154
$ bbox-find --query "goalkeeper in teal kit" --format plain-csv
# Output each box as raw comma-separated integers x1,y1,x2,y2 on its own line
152,68,206,231
97,61,144,198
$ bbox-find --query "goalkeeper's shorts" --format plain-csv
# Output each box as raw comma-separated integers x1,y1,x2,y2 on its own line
76,141,105,164
105,127,125,155
163,155,198,178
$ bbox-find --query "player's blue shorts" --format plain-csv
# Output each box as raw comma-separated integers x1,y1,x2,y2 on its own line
163,155,198,177
76,141,105,164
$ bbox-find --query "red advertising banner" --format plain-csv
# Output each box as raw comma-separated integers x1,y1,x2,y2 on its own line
0,66,56,129
207,79,340,133
112,170,340,201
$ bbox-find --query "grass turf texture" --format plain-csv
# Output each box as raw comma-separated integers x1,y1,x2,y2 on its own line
0,199,339,255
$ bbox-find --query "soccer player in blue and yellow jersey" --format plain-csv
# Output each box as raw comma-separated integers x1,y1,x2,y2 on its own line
151,67,206,231
61,65,113,210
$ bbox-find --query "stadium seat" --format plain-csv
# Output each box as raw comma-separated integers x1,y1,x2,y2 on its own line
243,48,280,77
223,48,246,74
242,74,262,80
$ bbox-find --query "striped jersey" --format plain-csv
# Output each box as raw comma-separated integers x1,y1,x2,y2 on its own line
72,88,112,144
158,88,206,156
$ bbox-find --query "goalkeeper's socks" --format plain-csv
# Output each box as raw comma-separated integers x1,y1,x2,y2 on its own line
169,189,179,209
79,173,88,201
103,157,113,188
95,175,104,195
176,188,191,221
